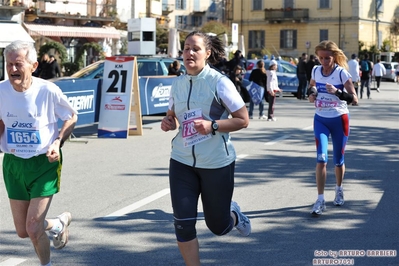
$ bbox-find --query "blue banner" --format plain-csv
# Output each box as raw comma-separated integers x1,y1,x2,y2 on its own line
55,76,176,128
139,76,176,115
55,79,101,128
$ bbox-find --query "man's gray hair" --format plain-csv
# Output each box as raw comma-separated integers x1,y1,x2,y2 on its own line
4,40,37,64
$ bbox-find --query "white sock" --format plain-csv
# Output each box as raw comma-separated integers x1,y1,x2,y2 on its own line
336,185,343,191
41,262,51,266
49,219,63,235
317,194,324,201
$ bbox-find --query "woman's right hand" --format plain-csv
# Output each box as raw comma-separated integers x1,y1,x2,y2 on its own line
161,115,177,132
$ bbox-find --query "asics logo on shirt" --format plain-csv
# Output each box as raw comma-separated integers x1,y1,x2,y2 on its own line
12,121,33,128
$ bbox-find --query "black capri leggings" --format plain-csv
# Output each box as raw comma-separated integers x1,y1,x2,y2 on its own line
169,159,235,242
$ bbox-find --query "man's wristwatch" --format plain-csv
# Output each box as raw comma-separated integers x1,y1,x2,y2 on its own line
211,120,219,135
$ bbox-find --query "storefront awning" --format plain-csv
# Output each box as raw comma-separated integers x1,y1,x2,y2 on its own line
0,22,35,48
23,23,120,39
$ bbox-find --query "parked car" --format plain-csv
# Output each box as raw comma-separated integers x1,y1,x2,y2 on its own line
244,58,299,96
51,57,186,81
380,61,398,82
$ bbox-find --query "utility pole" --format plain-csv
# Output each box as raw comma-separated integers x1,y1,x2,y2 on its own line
376,0,380,50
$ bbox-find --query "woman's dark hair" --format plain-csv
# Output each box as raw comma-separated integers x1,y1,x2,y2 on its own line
185,31,226,65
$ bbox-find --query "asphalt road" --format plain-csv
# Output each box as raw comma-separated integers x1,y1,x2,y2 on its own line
1,82,398,266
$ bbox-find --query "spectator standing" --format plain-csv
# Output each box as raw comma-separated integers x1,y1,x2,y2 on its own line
307,40,358,216
228,50,246,75
0,40,77,265
248,60,267,119
348,54,360,98
372,58,386,92
229,65,244,93
160,31,251,266
168,60,184,76
360,54,373,99
266,59,281,121
306,54,319,84
33,53,49,77
296,53,308,99
41,54,61,80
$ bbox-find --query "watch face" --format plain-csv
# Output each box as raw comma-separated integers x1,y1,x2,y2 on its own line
212,122,218,130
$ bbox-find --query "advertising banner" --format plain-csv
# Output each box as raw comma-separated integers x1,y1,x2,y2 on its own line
139,76,176,115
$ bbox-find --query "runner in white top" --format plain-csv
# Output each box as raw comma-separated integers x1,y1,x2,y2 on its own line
0,40,77,266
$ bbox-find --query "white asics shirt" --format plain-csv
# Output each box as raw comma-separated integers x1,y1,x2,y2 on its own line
0,77,77,158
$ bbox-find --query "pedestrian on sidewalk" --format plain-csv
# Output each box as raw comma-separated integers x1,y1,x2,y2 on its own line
360,54,373,99
161,31,251,266
348,54,360,98
372,58,386,92
266,59,281,121
0,40,77,266
307,40,358,216
248,60,267,119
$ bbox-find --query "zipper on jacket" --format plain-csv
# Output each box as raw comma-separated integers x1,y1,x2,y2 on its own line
188,78,197,167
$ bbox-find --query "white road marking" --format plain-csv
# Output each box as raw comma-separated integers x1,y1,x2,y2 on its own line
265,125,313,145
103,188,170,220
265,135,291,145
103,154,250,220
236,154,248,161
0,258,26,266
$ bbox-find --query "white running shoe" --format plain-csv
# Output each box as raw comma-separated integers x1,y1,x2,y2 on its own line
231,201,251,236
333,188,345,206
311,199,326,216
53,212,72,249
259,115,268,120
267,117,277,121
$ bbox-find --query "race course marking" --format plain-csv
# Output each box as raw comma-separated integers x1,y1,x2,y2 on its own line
103,188,170,220
0,258,26,266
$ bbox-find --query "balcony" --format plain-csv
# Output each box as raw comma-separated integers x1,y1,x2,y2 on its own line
264,8,309,23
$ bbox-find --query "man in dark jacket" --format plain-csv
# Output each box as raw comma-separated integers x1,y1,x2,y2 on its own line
296,53,308,99
228,50,246,75
305,54,319,84
360,54,373,99
41,54,61,79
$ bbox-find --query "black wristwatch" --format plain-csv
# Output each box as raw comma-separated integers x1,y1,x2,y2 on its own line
211,120,219,135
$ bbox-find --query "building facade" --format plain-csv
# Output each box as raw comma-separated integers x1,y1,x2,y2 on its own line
160,0,227,31
230,0,398,60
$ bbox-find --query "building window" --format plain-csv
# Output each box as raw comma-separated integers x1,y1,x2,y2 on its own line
128,31,140,42
209,1,216,12
284,0,294,9
176,15,188,28
280,30,297,49
192,16,203,27
253,0,262,10
207,16,218,21
319,0,330,9
176,0,186,10
319,29,328,42
249,30,265,49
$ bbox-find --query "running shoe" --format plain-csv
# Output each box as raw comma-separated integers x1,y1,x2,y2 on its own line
267,117,277,121
333,188,345,206
230,201,251,236
53,212,72,249
259,115,268,120
311,199,326,216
